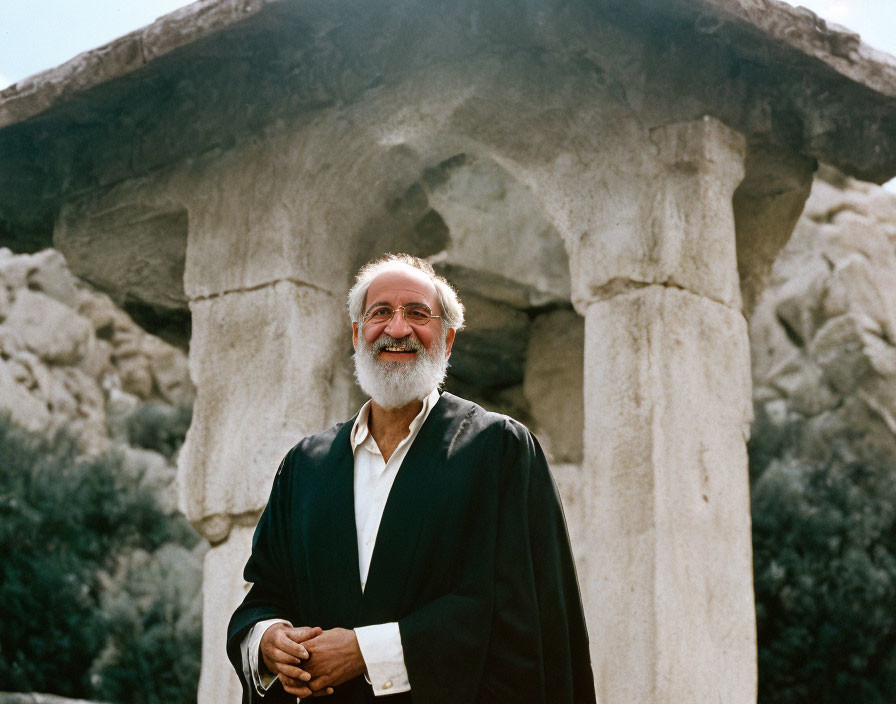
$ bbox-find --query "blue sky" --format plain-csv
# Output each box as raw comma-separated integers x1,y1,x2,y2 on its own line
0,1,194,88
0,0,894,190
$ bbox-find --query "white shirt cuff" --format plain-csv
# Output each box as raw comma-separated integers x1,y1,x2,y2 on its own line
355,622,410,696
242,618,293,696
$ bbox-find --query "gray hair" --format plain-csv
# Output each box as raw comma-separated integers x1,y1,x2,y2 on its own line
348,253,465,331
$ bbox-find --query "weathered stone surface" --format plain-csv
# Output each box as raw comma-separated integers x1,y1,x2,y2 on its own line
582,285,754,704
47,365,108,453
143,335,193,405
0,281,9,321
56,196,188,311
549,462,588,570
426,155,570,305
0,0,274,127
733,144,816,316
198,526,254,704
750,168,896,466
4,290,92,365
0,247,29,289
529,116,745,311
178,281,353,541
523,309,584,464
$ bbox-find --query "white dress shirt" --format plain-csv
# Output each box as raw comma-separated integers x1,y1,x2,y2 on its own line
241,388,441,698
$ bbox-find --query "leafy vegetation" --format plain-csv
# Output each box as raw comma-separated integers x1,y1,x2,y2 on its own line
750,407,896,703
0,414,202,703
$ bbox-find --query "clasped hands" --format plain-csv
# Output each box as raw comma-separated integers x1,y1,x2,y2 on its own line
260,623,366,698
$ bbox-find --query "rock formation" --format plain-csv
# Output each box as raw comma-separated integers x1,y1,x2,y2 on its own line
0,246,194,509
750,168,896,469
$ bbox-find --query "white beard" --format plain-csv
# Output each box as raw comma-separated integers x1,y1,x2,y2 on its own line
353,329,449,409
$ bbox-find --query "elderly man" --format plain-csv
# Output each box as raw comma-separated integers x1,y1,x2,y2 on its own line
226,253,595,703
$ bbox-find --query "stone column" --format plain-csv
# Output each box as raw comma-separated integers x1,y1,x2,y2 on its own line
181,281,353,704
575,117,756,702
175,136,360,702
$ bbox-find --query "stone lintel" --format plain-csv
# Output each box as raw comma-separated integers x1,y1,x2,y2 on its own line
3,0,896,253
582,284,755,703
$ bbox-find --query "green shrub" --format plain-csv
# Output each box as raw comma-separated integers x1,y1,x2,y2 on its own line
0,414,202,703
89,544,203,704
751,449,896,702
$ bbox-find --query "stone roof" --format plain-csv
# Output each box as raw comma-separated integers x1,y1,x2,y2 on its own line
2,0,896,251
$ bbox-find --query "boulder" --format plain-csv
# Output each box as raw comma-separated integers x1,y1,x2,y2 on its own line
24,248,81,305
0,358,51,433
750,168,896,467
3,289,92,365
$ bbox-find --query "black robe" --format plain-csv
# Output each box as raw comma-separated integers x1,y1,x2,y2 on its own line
226,392,595,704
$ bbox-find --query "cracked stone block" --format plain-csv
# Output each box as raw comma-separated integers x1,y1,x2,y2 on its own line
581,285,755,704
550,116,745,311
178,281,353,541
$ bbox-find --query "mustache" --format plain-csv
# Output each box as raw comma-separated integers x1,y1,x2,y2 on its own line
370,334,423,353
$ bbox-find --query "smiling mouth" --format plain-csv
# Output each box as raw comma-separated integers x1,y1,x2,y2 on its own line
381,346,417,354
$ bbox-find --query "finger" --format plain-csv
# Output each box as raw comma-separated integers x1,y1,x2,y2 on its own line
311,687,335,697
282,682,313,698
270,647,305,667
277,663,312,682
277,631,312,659
285,626,323,644
308,676,332,692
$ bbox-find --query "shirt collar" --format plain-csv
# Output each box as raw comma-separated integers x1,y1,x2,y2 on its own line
350,387,441,453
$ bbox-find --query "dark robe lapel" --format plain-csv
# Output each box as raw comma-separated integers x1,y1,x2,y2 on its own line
360,393,459,615
306,419,364,627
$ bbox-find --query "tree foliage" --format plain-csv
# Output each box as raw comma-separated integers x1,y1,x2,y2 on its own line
0,414,202,703
750,408,896,703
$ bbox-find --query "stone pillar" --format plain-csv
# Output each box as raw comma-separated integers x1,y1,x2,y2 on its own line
575,117,757,702
174,136,363,698
181,280,353,704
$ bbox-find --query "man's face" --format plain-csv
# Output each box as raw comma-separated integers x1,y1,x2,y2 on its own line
351,264,456,408
352,265,455,360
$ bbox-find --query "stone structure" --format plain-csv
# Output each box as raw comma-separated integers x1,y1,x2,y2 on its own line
3,1,896,702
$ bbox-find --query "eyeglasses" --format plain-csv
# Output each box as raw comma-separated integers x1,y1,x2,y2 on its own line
361,303,441,327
